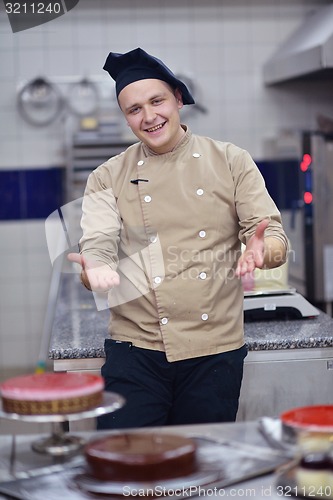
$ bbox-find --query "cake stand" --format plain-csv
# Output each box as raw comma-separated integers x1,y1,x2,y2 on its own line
0,392,125,456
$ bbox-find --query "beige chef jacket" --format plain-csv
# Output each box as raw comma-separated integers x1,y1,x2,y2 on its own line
80,126,288,362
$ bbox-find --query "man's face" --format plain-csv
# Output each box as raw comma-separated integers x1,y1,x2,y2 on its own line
118,79,184,154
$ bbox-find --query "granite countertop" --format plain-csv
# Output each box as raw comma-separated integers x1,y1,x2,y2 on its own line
49,272,333,360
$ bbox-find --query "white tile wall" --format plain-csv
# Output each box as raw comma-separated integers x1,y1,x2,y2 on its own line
0,0,332,383
0,221,53,382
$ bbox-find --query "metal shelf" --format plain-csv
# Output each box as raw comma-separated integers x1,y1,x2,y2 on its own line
66,128,134,201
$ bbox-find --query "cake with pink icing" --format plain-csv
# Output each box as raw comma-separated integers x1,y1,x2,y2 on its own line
0,372,104,415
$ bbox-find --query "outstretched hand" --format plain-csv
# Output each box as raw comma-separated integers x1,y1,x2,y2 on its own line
67,253,120,292
235,219,269,277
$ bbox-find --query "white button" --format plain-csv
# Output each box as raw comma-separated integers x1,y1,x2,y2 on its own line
196,188,204,196
137,160,145,166
150,235,158,243
154,276,162,284
144,195,152,203
201,313,209,321
199,272,207,280
193,153,201,158
161,317,168,325
199,230,206,238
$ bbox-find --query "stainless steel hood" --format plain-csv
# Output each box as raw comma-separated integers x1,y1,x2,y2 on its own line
263,4,333,85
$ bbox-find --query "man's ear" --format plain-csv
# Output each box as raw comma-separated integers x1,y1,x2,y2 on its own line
175,89,184,109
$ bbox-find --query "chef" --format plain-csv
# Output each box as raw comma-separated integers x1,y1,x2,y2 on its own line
68,47,289,429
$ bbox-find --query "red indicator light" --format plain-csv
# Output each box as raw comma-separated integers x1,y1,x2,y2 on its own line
303,154,312,165
300,154,312,172
304,191,313,204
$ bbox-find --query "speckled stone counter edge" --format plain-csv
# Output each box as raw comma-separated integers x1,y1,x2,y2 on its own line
49,274,333,360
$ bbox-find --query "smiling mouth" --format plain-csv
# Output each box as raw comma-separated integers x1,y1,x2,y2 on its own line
146,122,166,133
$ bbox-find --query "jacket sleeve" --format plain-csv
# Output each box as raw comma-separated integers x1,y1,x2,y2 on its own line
228,145,289,251
79,167,121,271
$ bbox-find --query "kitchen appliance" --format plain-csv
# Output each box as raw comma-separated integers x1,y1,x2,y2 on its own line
17,77,64,126
67,78,99,116
257,130,333,314
244,289,320,321
263,4,333,85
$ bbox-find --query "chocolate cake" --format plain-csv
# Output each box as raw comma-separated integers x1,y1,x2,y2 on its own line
84,432,197,481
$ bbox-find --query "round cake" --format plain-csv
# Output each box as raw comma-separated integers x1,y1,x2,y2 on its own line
295,451,333,499
84,433,197,481
0,372,104,415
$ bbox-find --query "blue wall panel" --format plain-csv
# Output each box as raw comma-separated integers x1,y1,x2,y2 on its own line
0,167,65,220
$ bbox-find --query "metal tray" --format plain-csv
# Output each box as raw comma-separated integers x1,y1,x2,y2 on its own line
0,436,291,500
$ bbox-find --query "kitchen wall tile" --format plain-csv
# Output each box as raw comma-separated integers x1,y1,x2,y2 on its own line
0,110,19,139
0,81,16,109
23,220,50,250
14,119,51,141
76,48,108,78
26,305,48,339
18,139,65,167
16,48,47,79
0,32,15,50
164,1,195,19
0,222,24,250
224,45,252,74
160,46,191,73
26,335,46,364
0,49,16,80
249,44,279,73
0,311,28,340
248,19,279,45
165,24,192,46
0,337,34,370
44,47,77,78
222,75,253,102
191,44,225,75
219,18,252,45
0,252,24,280
132,20,169,46
0,282,26,309
25,251,52,279
70,13,105,48
14,26,46,49
46,19,74,49
104,25,134,52
191,2,220,23
251,101,280,135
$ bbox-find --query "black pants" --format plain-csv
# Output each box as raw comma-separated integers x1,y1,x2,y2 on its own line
97,340,247,430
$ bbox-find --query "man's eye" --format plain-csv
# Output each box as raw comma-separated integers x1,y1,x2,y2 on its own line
129,107,140,114
152,99,163,105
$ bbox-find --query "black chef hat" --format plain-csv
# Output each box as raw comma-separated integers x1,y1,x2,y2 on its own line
103,47,195,105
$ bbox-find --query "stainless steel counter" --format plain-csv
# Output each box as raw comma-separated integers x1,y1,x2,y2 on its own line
0,420,294,500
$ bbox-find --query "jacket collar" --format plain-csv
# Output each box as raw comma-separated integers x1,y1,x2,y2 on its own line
142,125,192,158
